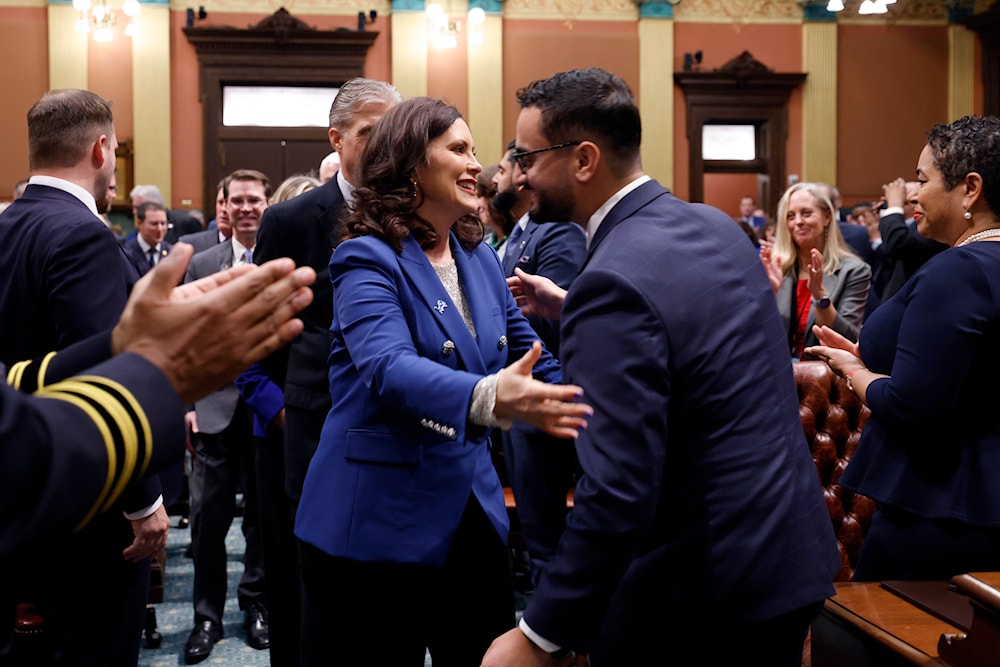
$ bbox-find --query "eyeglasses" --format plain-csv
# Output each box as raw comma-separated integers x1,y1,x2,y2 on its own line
511,141,582,172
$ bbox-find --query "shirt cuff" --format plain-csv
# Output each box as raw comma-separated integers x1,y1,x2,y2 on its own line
469,372,514,430
880,206,904,218
519,617,561,654
123,494,163,521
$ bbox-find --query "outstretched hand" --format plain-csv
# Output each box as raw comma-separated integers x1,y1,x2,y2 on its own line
495,341,592,439
507,269,567,320
112,243,315,404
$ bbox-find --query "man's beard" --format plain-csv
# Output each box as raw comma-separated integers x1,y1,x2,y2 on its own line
492,186,519,213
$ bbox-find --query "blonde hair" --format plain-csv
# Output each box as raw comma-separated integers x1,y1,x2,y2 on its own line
772,182,857,276
271,174,321,204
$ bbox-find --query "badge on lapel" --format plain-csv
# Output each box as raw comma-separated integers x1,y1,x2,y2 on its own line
434,299,448,315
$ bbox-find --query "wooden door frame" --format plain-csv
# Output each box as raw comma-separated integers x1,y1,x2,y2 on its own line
674,52,806,216
183,9,378,208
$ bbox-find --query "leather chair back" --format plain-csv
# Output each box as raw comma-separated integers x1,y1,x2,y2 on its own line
793,360,876,581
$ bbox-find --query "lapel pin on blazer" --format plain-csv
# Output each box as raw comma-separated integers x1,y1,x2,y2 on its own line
517,255,531,265
441,340,456,357
434,299,448,315
497,335,507,350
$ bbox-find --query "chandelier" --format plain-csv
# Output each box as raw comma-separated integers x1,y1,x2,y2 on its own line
825,0,894,12
73,0,141,42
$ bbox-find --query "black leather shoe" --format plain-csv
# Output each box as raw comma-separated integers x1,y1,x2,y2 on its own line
244,603,269,650
183,620,222,664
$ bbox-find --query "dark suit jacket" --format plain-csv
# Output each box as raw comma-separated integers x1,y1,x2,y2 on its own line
0,183,160,512
838,220,874,266
122,237,172,277
877,211,947,303
178,228,225,255
294,233,561,567
165,210,203,244
185,241,243,434
253,177,347,496
1,335,185,555
501,218,586,358
522,180,840,650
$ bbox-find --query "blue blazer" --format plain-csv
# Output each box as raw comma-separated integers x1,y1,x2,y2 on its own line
294,232,561,567
522,180,840,650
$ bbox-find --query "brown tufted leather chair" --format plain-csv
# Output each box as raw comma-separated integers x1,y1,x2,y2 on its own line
793,360,876,582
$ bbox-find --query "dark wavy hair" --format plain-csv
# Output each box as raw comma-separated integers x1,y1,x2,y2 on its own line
925,115,1000,216
344,97,484,252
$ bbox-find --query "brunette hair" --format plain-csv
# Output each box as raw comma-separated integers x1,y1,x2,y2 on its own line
345,97,484,252
925,115,1000,216
29,89,114,170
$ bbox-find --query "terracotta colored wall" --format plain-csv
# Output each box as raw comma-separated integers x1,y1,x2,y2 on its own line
428,27,469,117
501,19,639,153
0,7,49,199
837,23,949,207
674,22,803,209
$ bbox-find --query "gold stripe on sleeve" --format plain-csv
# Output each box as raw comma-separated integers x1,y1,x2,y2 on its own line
35,352,57,391
7,359,28,390
72,376,153,478
37,389,117,532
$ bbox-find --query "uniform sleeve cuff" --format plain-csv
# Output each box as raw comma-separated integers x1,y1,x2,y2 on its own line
123,494,163,521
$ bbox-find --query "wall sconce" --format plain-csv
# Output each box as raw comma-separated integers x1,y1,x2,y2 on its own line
358,9,377,32
73,0,140,41
823,0,895,13
427,3,459,49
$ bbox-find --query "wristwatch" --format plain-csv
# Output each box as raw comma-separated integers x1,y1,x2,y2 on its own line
812,295,831,309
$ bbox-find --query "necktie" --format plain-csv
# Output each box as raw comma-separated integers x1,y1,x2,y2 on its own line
147,247,157,269
503,224,524,274
243,248,254,265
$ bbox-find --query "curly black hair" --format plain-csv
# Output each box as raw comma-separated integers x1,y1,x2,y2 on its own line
925,115,1000,216
343,97,484,253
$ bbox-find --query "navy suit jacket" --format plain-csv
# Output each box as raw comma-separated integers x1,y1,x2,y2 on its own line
0,184,161,511
838,220,874,266
253,177,348,497
522,180,840,650
122,237,172,277
294,233,561,567
2,335,185,554
877,211,947,303
502,218,586,358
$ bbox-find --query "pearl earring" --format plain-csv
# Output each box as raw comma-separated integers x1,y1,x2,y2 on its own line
411,179,419,199
964,210,972,220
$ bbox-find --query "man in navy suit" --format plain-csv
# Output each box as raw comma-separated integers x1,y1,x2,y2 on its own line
123,201,172,276
876,177,947,304
0,88,172,666
482,68,840,667
250,78,400,667
492,142,586,587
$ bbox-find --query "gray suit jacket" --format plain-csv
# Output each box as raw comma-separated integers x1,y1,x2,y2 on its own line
178,228,225,255
776,254,871,351
184,241,241,433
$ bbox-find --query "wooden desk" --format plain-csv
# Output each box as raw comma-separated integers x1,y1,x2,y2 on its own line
811,573,1000,667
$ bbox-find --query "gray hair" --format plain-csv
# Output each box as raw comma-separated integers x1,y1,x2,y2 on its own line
129,184,165,206
328,78,401,130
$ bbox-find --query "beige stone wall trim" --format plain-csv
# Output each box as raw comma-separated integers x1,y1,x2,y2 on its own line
468,12,504,165
801,20,836,186
132,4,172,202
170,0,392,18
948,23,975,122
638,16,672,188
392,10,428,99
48,4,88,90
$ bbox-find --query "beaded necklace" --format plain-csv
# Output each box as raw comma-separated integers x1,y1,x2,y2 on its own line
956,228,1000,247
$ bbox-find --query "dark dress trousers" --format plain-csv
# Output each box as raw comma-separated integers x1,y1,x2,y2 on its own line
184,243,266,626
0,183,160,666
500,219,586,584
521,180,841,664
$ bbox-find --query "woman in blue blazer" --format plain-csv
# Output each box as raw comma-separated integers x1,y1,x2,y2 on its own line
294,98,590,666
808,115,1000,581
